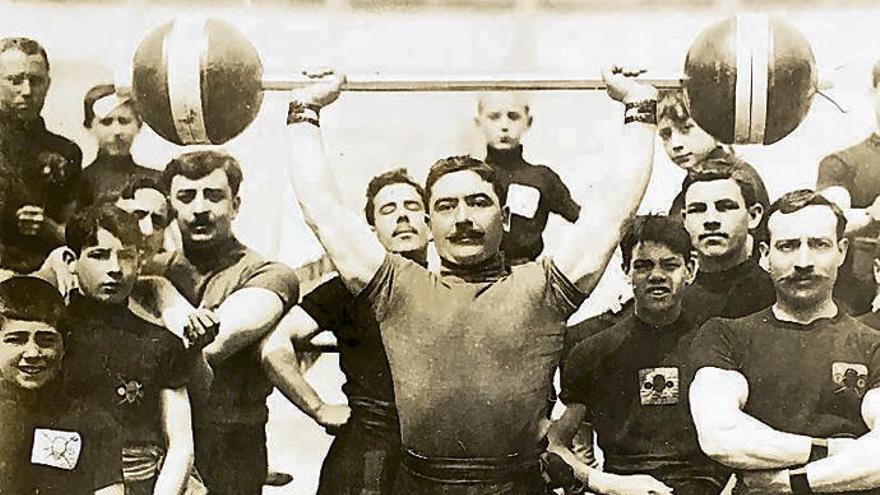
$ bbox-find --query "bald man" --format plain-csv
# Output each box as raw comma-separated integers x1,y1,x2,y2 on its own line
475,93,581,265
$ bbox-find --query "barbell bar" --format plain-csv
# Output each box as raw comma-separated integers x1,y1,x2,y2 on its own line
259,76,683,92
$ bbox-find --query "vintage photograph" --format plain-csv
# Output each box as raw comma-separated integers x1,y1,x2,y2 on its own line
1,0,880,494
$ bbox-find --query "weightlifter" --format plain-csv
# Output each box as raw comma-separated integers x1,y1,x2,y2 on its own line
262,167,430,495
690,190,880,494
0,37,82,273
550,215,730,495
474,92,580,265
285,67,657,494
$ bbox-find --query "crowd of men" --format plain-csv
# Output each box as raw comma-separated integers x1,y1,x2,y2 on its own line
5,31,880,495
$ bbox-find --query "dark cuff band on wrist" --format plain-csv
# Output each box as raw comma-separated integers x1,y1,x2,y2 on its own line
287,100,321,126
623,99,657,125
809,438,829,463
790,469,814,495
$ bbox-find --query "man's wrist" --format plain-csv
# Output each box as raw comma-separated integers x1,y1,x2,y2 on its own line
287,100,321,127
623,98,657,126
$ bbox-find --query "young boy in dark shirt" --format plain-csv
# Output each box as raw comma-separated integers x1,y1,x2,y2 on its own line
0,276,123,495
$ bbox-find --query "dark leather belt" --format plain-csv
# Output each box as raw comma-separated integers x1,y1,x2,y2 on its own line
349,396,399,434
400,446,541,484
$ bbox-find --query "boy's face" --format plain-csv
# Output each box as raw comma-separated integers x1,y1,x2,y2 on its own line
475,94,532,150
90,103,141,156
627,240,694,317
76,228,139,304
659,116,718,170
0,319,63,390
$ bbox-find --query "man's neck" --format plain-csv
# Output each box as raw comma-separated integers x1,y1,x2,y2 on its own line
485,145,525,167
399,248,428,267
773,297,838,325
635,303,682,327
697,236,753,273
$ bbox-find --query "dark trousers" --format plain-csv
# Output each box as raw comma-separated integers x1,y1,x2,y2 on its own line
194,422,266,495
317,421,402,495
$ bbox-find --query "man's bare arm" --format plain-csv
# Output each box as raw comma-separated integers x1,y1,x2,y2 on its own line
95,484,125,495
260,306,350,430
547,405,673,495
802,388,880,492
553,67,657,293
153,387,194,495
690,367,812,469
286,76,385,294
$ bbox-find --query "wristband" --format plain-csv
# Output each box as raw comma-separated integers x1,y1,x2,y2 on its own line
789,468,813,495
809,438,828,463
623,99,657,125
287,100,320,127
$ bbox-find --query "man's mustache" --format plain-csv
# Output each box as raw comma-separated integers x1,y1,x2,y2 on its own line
448,227,485,242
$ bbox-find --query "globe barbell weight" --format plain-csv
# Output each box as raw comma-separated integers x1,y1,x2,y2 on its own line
132,14,818,147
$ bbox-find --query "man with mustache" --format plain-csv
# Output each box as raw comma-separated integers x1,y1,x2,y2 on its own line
690,190,880,495
474,92,580,265
262,167,430,495
549,215,730,495
153,150,299,495
0,37,82,274
286,67,657,494
679,163,775,324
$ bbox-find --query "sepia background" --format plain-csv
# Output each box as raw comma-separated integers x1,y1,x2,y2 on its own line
2,0,880,492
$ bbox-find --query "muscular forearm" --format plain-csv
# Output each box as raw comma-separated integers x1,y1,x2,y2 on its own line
152,442,192,495
203,288,284,365
261,338,326,422
700,412,811,469
805,432,880,492
153,388,194,495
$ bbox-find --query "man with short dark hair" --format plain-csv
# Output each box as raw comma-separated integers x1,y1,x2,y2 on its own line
286,68,657,494
550,215,729,495
0,37,82,273
262,166,430,495
115,175,173,272
61,204,199,495
0,276,124,495
474,92,580,265
679,163,775,324
152,150,299,495
690,190,880,494
79,84,157,207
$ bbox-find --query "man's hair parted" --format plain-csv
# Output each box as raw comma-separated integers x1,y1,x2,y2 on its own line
767,189,847,241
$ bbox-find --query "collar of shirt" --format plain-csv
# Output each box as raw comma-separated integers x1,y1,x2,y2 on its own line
485,144,527,170
439,251,510,284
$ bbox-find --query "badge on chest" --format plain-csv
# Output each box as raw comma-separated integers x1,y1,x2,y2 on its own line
639,367,679,405
31,428,82,470
506,184,541,219
832,362,868,398
116,376,145,405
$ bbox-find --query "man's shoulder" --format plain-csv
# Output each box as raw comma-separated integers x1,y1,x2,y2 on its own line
824,136,880,166
36,127,82,161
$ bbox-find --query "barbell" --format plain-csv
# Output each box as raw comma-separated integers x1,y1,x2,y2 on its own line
131,13,817,147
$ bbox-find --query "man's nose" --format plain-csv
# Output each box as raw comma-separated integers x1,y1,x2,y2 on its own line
18,80,31,97
794,245,814,269
703,220,721,231
192,195,209,213
21,338,41,359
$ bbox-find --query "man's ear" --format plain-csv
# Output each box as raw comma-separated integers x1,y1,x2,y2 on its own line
836,237,849,265
502,206,511,232
527,114,534,129
232,195,242,217
758,241,771,273
747,203,764,230
685,256,698,285
873,258,880,285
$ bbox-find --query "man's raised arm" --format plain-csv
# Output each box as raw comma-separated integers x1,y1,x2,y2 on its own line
286,74,386,294
553,67,657,293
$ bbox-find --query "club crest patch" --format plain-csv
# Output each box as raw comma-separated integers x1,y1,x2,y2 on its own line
31,428,81,470
639,367,679,405
116,376,144,405
506,184,541,219
832,362,869,397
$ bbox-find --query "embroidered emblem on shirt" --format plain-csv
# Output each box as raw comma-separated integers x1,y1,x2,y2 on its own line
639,367,679,405
31,428,82,470
832,362,868,398
506,184,541,219
116,376,145,405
